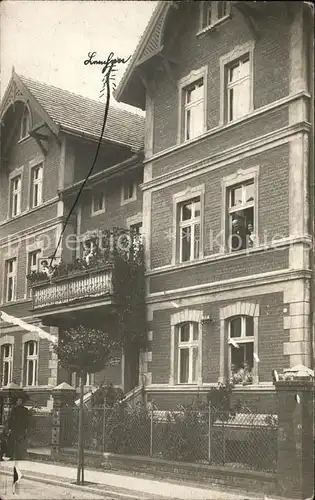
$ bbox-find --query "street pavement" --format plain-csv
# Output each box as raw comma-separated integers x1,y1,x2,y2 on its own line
0,476,108,499
0,460,268,500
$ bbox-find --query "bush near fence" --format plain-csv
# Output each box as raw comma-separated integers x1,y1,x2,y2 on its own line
59,403,277,473
27,411,53,448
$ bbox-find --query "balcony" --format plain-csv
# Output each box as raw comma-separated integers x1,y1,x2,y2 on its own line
32,266,114,312
28,229,144,326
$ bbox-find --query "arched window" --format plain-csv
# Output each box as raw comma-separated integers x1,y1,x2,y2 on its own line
1,344,13,386
24,340,38,386
228,316,254,385
20,107,30,140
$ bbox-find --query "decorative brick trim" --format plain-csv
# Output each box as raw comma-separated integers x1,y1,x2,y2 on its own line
220,301,260,320
0,335,15,346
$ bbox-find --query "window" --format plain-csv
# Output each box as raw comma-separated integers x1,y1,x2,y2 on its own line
178,67,207,144
228,181,255,252
24,341,38,386
179,197,201,262
178,322,199,384
20,108,30,140
228,316,254,385
5,258,17,302
11,175,22,217
200,1,230,31
92,188,105,215
226,54,251,121
27,250,41,296
121,180,137,204
30,164,43,208
71,371,95,387
184,79,204,141
1,344,13,386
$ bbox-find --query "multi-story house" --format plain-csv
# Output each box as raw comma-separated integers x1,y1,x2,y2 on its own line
115,1,314,409
0,70,144,409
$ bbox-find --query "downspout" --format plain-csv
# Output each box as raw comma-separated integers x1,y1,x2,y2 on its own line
306,2,314,368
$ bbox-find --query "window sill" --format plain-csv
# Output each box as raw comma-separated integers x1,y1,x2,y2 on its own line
0,197,59,227
147,235,309,277
232,383,275,391
0,297,32,307
143,91,310,167
120,196,137,206
91,209,106,217
196,15,231,37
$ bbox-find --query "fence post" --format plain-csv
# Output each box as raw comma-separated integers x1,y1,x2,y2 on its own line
222,420,226,465
150,407,153,457
51,382,76,459
275,369,314,499
102,398,106,453
208,403,211,464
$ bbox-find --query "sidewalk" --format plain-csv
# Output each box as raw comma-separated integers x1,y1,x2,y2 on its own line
0,459,264,500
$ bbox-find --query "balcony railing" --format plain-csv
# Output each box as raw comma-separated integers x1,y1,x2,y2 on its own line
32,267,113,310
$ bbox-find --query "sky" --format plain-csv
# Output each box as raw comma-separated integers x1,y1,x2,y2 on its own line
0,0,158,115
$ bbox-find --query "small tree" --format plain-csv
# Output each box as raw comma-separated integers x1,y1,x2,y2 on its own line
54,325,118,485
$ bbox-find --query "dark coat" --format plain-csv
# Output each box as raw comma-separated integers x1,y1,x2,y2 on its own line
8,405,29,439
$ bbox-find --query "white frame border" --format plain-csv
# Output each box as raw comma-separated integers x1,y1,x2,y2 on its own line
219,41,255,126
172,184,205,266
177,66,208,145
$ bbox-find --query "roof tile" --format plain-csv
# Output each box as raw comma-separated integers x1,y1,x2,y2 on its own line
19,75,144,150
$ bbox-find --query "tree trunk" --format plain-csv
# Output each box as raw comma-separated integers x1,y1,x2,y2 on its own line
76,372,85,485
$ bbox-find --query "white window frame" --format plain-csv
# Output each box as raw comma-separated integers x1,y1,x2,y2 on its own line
30,163,43,208
27,249,41,297
228,180,255,252
221,166,259,254
5,258,17,303
25,340,38,387
219,303,259,385
11,175,22,217
177,322,200,384
1,343,13,386
121,180,137,205
71,371,95,388
228,316,255,382
170,309,203,386
172,185,205,265
177,66,208,144
20,107,30,140
179,197,201,263
220,42,255,126
91,186,106,216
199,1,231,32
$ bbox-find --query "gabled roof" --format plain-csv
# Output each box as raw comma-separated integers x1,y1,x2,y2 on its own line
114,0,168,110
1,71,144,151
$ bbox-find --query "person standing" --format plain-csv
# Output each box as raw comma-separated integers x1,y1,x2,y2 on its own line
6,397,29,460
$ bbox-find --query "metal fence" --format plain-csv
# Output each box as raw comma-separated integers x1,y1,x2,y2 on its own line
59,405,278,473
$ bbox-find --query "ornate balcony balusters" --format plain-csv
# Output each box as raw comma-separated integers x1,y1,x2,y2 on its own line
32,268,113,310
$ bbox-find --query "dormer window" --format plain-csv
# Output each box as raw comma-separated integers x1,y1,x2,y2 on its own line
200,1,230,32
20,108,30,140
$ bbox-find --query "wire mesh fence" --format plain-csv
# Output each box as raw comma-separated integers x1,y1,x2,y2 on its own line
59,404,278,472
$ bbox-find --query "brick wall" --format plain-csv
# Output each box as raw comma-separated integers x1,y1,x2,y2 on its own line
152,107,289,179
152,2,290,155
0,133,60,223
80,167,143,235
149,248,289,294
0,227,58,304
70,139,131,186
150,143,290,271
150,292,289,386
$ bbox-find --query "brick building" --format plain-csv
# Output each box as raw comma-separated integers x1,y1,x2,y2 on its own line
0,70,144,408
115,1,314,408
